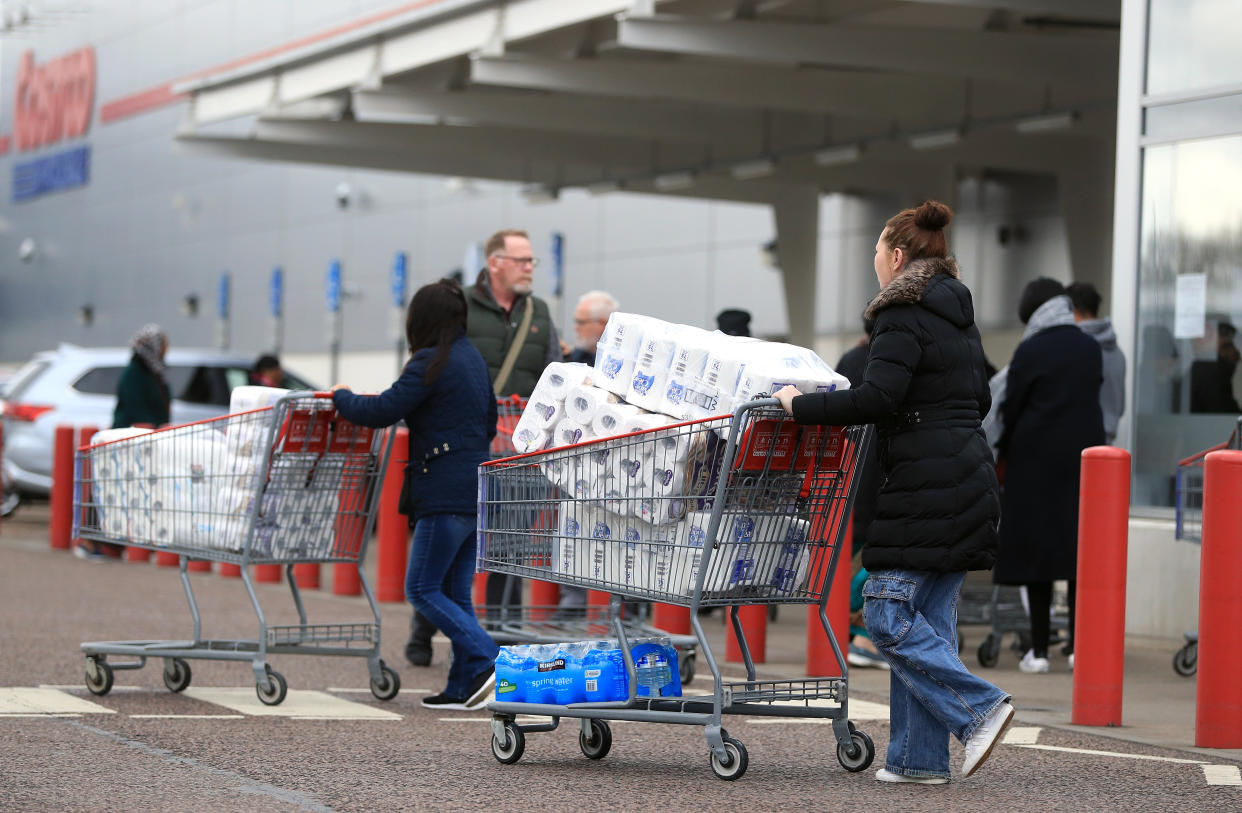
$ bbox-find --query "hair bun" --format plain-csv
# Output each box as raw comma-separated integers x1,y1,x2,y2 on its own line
913,200,953,231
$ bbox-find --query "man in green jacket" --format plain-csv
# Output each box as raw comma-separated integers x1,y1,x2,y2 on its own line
465,229,562,397
406,228,563,666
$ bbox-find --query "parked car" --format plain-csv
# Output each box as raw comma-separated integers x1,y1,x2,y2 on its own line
0,344,317,497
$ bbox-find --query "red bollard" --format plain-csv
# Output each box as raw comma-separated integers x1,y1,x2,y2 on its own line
292,563,320,588
529,580,560,620
50,425,75,550
332,563,360,595
187,560,212,573
808,519,853,676
218,562,241,578
254,563,281,583
473,571,488,609
375,428,409,602
126,546,151,563
1196,450,1242,748
1072,446,1130,727
652,604,691,635
156,551,180,567
587,589,610,609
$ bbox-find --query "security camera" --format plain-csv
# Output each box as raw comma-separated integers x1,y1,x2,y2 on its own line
335,181,352,210
18,237,36,262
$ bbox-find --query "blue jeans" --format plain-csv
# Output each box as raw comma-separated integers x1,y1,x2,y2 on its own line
863,569,1009,779
405,513,498,699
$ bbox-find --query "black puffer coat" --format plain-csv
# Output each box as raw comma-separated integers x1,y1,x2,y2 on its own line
791,258,1000,572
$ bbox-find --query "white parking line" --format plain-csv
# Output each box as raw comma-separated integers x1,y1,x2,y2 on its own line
1203,765,1242,786
1004,726,1042,745
130,714,245,720
0,688,116,715
1011,743,1208,765
182,688,403,720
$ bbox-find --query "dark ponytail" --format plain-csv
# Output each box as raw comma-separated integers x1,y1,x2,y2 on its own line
405,278,468,385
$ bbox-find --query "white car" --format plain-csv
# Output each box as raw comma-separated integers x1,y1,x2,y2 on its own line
1,345,316,496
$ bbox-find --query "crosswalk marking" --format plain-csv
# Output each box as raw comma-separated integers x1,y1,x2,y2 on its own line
181,688,402,720
0,688,116,715
1011,743,1208,765
1004,726,1042,745
1203,765,1242,786
130,714,245,720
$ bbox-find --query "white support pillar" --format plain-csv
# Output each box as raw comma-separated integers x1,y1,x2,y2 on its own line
772,187,820,350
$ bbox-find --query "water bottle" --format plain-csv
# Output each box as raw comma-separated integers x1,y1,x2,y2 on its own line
583,639,628,703
529,643,564,704
631,637,681,698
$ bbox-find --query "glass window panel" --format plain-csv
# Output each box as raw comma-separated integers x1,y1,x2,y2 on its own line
1144,93,1242,143
1135,135,1242,507
1147,0,1242,96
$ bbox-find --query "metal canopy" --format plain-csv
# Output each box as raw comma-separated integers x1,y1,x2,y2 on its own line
174,0,1122,345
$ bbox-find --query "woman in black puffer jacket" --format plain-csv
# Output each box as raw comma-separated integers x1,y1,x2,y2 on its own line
775,201,1011,785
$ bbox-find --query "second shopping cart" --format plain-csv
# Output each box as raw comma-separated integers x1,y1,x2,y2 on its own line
478,398,872,780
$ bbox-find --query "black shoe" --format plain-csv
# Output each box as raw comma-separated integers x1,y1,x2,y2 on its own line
420,692,471,711
463,667,496,709
405,643,432,667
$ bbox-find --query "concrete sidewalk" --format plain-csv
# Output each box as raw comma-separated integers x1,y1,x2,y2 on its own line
3,500,1237,764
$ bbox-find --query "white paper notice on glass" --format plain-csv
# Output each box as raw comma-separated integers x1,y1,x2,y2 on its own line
1174,274,1207,339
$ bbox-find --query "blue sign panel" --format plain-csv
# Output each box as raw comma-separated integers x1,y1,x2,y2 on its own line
12,145,90,202
391,252,408,308
270,267,283,317
217,272,230,319
551,232,565,297
326,260,342,313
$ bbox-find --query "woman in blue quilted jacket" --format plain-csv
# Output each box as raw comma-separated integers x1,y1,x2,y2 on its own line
332,279,498,710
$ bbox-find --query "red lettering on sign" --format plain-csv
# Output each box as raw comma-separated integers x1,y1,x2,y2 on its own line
14,47,96,151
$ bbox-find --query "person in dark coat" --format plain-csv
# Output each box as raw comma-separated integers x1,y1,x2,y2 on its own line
112,324,170,430
331,279,499,710
994,278,1105,674
775,201,1011,784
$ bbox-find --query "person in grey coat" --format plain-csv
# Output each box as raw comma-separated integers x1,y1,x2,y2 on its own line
1066,282,1127,445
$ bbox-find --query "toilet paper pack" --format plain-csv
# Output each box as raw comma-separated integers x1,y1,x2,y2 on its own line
87,428,153,540
626,324,684,413
594,313,655,396
657,328,724,420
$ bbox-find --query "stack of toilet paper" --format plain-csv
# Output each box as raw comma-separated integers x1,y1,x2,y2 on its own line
213,386,292,552
87,427,154,541
548,500,814,599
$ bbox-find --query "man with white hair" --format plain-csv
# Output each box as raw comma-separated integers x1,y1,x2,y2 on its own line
565,290,619,365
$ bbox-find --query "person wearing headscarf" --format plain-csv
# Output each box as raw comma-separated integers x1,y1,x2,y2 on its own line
113,324,170,429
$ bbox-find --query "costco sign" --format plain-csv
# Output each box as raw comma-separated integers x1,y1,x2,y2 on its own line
11,47,96,201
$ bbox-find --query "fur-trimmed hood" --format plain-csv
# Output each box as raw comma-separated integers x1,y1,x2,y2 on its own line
865,256,973,328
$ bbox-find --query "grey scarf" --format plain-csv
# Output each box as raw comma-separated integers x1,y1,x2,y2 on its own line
982,295,1077,457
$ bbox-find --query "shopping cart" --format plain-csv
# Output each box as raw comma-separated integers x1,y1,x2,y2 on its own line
483,395,700,680
1171,417,1242,677
74,392,398,705
960,583,1068,667
478,398,873,780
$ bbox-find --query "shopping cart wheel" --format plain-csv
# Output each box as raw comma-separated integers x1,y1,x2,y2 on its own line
1173,641,1198,677
579,719,613,760
491,720,525,765
162,658,192,693
256,666,288,706
84,657,113,697
679,652,697,685
710,736,748,781
977,635,1000,668
370,661,401,701
836,728,875,772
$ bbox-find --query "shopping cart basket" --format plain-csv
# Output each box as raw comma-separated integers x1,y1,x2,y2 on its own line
1170,416,1242,676
74,392,398,705
478,398,873,780
960,582,1068,667
483,395,700,678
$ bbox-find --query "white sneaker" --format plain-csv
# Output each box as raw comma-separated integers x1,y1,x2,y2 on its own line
875,768,949,785
961,701,1015,777
1018,650,1050,674
1067,654,1074,671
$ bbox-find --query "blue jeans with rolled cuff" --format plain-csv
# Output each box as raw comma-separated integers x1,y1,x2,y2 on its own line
863,569,1010,779
405,512,499,699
